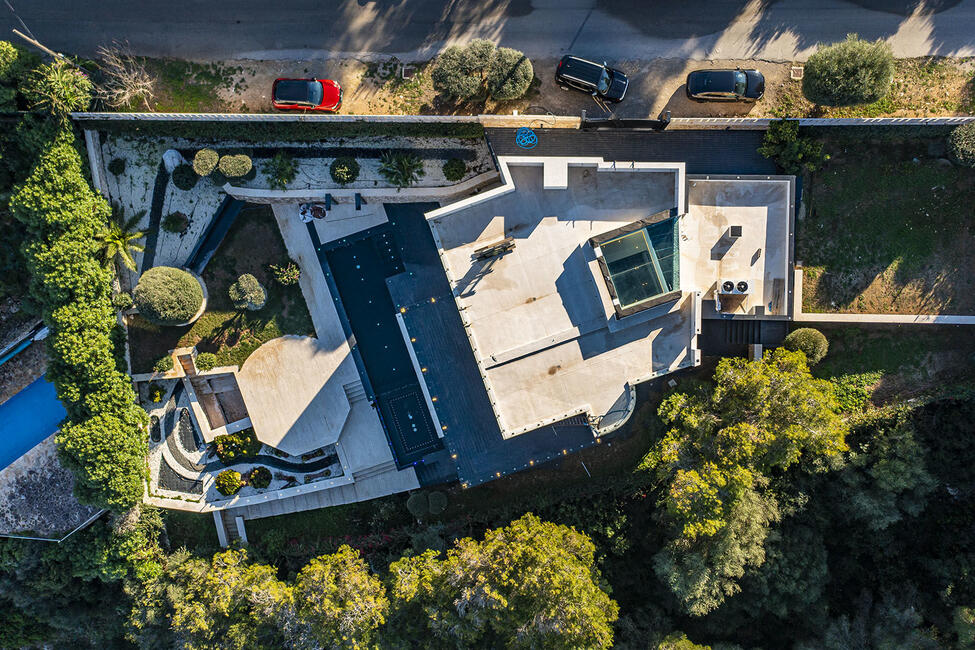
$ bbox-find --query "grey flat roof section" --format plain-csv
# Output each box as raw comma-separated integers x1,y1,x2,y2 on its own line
486,128,776,175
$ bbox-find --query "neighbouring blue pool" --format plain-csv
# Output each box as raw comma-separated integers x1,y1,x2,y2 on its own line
0,376,66,471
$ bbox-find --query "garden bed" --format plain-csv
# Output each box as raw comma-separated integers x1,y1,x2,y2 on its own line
799,132,975,314
127,204,314,372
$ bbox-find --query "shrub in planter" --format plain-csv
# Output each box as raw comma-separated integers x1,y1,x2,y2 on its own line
195,352,217,372
802,34,894,106
162,211,189,234
133,266,204,325
486,47,534,100
214,428,262,464
783,327,829,365
948,123,975,168
406,492,430,518
218,154,252,178
108,157,126,176
428,490,448,515
193,148,219,176
111,291,133,311
148,382,165,403
229,273,267,310
215,469,243,496
249,466,271,489
153,355,174,373
379,150,425,188
269,261,301,286
758,120,827,175
442,157,466,182
264,150,298,189
171,163,197,190
329,156,360,185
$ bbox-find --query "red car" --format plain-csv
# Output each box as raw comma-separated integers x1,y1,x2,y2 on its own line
271,78,342,111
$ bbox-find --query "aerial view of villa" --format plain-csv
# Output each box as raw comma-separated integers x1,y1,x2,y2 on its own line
1,3,975,648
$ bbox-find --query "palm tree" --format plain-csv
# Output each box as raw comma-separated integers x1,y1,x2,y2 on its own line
98,204,146,271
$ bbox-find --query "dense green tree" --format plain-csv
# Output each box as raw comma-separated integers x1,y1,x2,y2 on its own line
292,545,389,649
389,513,619,649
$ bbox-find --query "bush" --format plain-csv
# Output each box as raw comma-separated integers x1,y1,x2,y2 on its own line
23,59,93,115
108,157,126,176
133,266,204,325
214,428,262,464
171,163,197,190
428,491,448,515
192,148,219,176
802,34,894,106
269,261,301,286
406,492,430,518
249,466,271,489
783,327,829,365
264,150,298,189
148,382,165,403
442,157,466,182
486,47,534,100
228,273,267,310
948,123,975,168
195,352,217,372
153,355,174,373
432,39,495,99
758,120,828,175
379,150,425,188
161,211,189,234
329,156,360,185
218,154,252,178
215,470,243,496
111,291,133,311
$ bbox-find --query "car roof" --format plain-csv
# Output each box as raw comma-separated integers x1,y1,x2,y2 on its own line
687,69,739,94
274,79,320,104
560,56,604,84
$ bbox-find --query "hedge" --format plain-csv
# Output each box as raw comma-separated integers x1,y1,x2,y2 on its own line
9,129,148,512
948,123,975,168
133,266,204,325
91,120,485,142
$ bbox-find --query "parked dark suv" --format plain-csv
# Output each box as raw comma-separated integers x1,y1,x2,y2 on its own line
555,55,628,103
685,68,765,102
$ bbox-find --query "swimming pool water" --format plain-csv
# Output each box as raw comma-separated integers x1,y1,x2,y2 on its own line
0,376,66,471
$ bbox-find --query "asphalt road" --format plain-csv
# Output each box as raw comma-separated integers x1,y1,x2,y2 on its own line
4,0,975,62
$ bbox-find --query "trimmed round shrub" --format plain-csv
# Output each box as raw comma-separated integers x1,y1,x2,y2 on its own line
432,39,495,100
783,328,829,365
329,156,360,185
162,211,189,234
193,148,219,176
948,123,975,168
406,492,430,518
153,355,174,373
802,34,894,106
249,466,271,489
195,352,217,372
427,490,448,515
134,266,204,325
218,154,252,178
486,46,533,100
442,157,466,182
108,157,126,176
215,469,243,496
111,291,133,311
210,169,228,187
228,273,267,311
171,163,197,190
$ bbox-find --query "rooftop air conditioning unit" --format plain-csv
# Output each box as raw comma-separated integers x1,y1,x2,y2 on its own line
716,280,750,313
719,280,750,295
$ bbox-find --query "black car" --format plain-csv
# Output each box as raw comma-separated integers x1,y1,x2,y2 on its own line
685,68,765,102
555,55,628,103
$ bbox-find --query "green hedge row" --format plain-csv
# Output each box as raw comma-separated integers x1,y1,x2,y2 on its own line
10,128,148,512
90,119,485,142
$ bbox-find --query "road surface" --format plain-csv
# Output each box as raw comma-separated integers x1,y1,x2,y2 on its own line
4,0,975,62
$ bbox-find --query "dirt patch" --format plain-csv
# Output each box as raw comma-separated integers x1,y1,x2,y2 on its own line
0,342,47,405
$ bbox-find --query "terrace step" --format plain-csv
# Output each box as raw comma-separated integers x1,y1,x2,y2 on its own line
353,460,398,481
343,380,367,403
221,510,240,544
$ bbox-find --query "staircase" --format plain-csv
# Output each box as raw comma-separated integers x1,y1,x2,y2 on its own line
725,319,762,345
343,380,367,404
220,509,242,545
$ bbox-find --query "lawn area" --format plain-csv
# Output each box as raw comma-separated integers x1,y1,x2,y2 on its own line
799,133,975,314
771,57,975,118
141,59,248,112
128,204,314,373
162,510,221,555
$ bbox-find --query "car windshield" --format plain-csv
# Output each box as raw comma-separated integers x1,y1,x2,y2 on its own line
734,71,747,96
597,68,612,94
